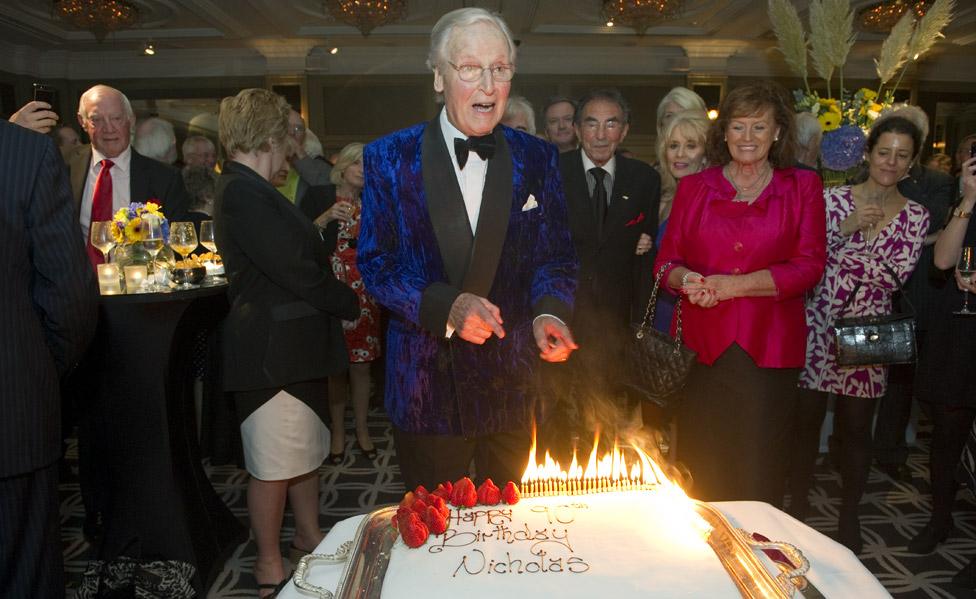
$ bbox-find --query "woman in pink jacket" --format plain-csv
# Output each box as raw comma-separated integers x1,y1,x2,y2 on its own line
653,82,826,504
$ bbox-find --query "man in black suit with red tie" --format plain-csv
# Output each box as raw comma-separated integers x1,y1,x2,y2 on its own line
65,84,189,264
0,119,97,597
555,89,660,434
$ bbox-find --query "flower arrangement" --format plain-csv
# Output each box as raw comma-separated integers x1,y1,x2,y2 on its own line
769,0,955,174
111,201,169,245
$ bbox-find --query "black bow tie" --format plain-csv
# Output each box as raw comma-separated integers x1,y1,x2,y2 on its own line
454,134,496,169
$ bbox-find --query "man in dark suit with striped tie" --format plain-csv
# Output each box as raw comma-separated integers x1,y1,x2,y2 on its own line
0,119,98,597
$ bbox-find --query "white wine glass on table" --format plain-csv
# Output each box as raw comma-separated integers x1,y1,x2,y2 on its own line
169,221,199,289
956,246,976,315
142,216,165,291
198,220,223,284
89,220,116,263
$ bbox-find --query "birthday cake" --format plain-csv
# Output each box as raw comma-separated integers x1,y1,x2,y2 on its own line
383,486,746,598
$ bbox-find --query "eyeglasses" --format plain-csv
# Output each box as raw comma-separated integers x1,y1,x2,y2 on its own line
447,62,515,83
86,114,128,128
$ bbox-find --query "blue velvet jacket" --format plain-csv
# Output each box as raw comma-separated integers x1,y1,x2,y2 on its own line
358,117,577,436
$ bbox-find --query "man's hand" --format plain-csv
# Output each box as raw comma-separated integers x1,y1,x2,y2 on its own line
9,101,58,134
449,292,505,344
635,233,653,255
533,315,578,362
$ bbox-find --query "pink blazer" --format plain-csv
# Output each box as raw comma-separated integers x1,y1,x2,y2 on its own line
654,166,826,367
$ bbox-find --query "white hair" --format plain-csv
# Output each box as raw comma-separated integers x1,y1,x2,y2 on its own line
304,128,324,159
426,8,517,72
503,95,536,134
134,117,177,164
878,103,930,143
794,112,823,147
77,84,135,125
656,87,706,133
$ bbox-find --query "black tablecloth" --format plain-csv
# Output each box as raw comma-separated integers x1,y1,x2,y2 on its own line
82,284,246,593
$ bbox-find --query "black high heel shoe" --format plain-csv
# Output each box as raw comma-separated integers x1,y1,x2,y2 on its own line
908,521,952,554
326,449,345,466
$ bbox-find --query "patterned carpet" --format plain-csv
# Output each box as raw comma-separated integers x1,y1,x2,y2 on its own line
60,407,976,598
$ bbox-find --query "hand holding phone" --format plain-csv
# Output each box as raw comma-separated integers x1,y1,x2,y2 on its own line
33,83,55,107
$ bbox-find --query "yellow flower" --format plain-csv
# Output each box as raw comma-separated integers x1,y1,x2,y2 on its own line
859,88,878,100
113,207,129,221
111,224,125,244
124,216,148,242
143,202,162,216
818,111,841,132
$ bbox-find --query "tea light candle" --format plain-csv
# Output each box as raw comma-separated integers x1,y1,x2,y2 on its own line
123,265,148,293
97,264,122,295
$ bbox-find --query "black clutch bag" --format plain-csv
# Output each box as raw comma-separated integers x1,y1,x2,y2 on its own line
832,263,916,366
625,262,698,407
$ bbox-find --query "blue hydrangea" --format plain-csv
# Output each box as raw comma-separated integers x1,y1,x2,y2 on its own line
820,125,866,171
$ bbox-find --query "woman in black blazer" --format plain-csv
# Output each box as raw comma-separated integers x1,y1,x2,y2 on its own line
214,89,358,595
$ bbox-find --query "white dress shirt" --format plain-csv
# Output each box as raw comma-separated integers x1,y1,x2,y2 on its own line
79,145,132,237
440,108,488,234
581,151,616,202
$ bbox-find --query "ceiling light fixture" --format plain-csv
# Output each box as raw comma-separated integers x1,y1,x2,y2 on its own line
53,0,139,42
143,41,155,55
323,0,408,37
857,0,932,33
600,0,683,36
329,46,339,55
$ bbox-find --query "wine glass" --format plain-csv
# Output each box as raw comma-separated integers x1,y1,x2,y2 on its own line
142,215,164,291
89,220,116,263
955,246,976,315
198,220,223,284
169,222,199,289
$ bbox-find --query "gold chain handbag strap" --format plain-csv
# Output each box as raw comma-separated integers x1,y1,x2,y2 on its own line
636,262,685,349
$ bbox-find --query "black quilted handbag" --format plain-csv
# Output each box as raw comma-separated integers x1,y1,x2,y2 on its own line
625,262,698,407
832,263,916,366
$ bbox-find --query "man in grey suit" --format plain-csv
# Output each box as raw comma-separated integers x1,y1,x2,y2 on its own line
0,119,97,597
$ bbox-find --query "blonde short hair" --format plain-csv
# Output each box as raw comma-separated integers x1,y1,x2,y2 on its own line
330,142,365,186
656,87,706,134
218,88,290,158
657,109,710,198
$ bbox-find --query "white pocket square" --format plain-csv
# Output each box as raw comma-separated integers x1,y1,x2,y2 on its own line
521,194,538,212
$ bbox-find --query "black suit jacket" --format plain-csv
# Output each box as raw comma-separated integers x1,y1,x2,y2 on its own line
214,162,358,392
559,149,660,335
0,122,98,477
67,144,190,224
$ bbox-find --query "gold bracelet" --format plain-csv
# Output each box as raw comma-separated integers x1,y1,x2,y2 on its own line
953,208,973,219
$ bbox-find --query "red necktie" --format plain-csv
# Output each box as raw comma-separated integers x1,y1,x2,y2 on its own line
87,159,114,266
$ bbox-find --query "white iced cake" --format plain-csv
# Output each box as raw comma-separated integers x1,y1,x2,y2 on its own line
381,490,744,598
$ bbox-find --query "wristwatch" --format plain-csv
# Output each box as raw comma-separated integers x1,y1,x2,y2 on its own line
953,207,973,219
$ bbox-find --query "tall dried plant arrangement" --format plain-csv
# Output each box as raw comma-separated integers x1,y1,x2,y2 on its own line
808,0,855,100
807,0,835,98
874,12,914,98
891,0,955,93
769,0,809,92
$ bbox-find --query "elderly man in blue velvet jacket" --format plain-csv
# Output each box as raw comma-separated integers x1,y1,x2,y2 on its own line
358,7,578,490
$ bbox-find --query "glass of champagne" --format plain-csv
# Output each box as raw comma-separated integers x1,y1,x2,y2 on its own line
89,220,116,263
142,216,164,291
198,220,222,284
169,221,199,289
956,246,976,315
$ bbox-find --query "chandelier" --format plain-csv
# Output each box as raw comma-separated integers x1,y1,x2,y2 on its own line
323,0,408,37
857,0,932,33
54,0,139,42
602,0,683,36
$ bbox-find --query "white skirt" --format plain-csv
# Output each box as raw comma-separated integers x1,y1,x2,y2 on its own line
240,389,329,480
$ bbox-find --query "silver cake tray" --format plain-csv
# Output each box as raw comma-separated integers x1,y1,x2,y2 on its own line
294,500,809,599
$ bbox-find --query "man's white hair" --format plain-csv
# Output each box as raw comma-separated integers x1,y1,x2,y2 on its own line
77,84,135,124
134,117,177,164
503,95,536,134
426,7,517,72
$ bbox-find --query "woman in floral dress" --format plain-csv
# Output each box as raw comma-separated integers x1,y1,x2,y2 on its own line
309,143,382,464
792,116,929,552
